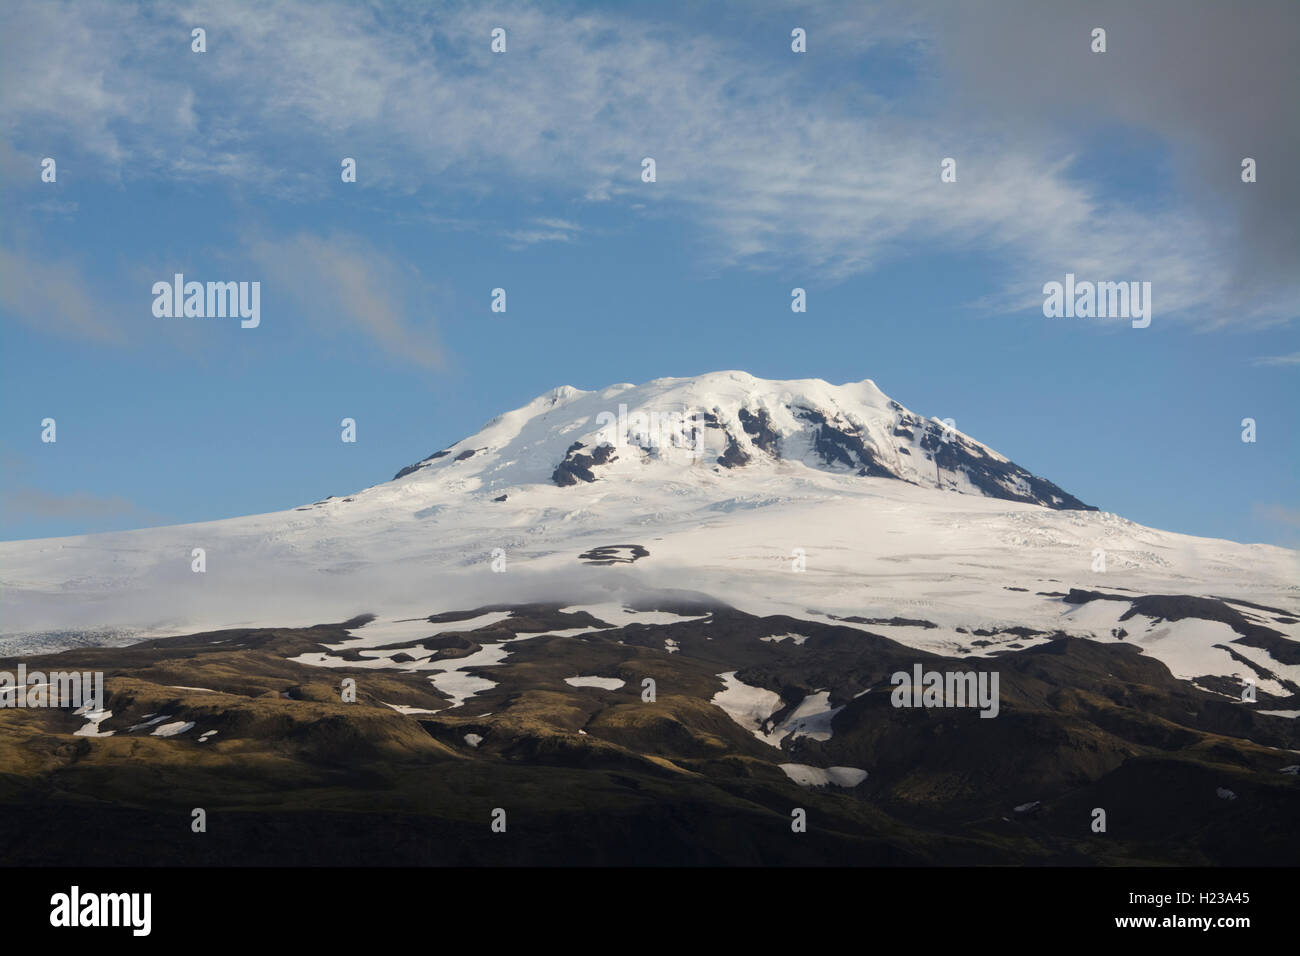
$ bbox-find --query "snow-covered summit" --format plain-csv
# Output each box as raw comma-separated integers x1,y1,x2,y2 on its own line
389,371,1093,511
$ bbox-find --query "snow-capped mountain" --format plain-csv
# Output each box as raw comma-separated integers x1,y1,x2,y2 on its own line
389,371,1094,510
5,371,1297,871
0,371,1296,699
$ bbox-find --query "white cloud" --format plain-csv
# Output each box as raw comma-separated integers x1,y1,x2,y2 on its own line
1,0,1294,325
533,218,581,232
505,217,581,245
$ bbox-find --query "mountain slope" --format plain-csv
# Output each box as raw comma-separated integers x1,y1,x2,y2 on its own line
0,372,1295,697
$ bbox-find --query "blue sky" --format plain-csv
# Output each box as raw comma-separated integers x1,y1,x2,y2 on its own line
1,0,1297,546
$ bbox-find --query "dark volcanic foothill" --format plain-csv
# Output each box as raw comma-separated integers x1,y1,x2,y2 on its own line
1,602,1297,866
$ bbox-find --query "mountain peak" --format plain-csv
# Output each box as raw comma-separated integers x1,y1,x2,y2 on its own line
390,371,1095,511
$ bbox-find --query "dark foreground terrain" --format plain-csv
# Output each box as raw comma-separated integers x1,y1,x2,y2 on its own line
2,600,1297,866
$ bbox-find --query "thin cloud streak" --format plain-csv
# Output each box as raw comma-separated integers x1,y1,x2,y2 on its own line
1,0,1295,326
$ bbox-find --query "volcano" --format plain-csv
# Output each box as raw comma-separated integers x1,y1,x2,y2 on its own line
1,372,1298,867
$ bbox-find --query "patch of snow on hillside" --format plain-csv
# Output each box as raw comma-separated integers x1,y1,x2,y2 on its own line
712,671,783,745
779,764,867,787
772,690,842,743
564,676,625,690
151,720,195,737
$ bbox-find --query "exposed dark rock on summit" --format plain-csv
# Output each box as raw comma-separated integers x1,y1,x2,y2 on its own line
716,433,751,469
552,441,618,486
393,448,453,481
737,407,781,457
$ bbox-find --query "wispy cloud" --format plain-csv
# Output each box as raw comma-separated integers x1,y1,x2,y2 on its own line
1251,352,1300,367
1256,504,1300,527
247,231,443,369
919,0,1300,324
1,0,1295,325
0,246,123,342
1252,504,1300,548
3,486,156,521
505,218,582,246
